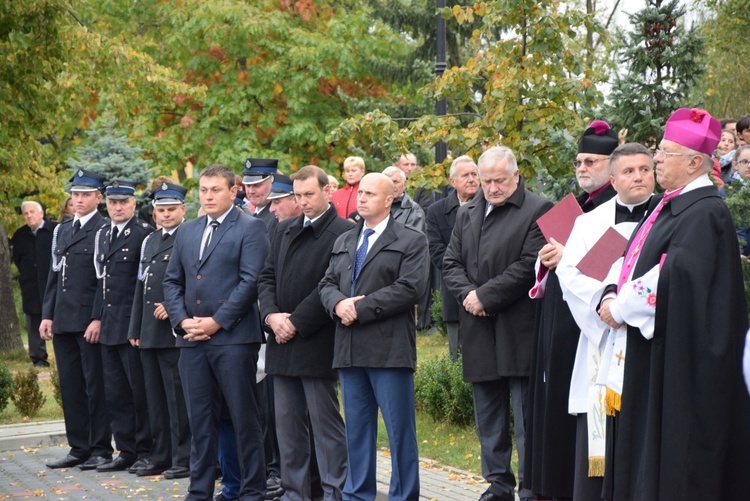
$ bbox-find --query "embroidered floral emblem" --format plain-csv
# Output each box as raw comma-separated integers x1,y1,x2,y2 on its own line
632,280,656,308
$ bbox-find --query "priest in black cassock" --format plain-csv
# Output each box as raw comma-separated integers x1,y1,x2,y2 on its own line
598,108,750,500
524,120,619,500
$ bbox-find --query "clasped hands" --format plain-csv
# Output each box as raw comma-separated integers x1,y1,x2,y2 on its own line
180,316,221,342
463,290,486,317
335,295,365,326
267,313,297,344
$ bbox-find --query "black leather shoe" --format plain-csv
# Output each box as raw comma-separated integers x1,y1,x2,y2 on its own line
128,458,150,474
163,466,190,479
478,491,505,501
214,494,238,501
46,454,86,469
96,456,135,472
78,456,112,471
136,463,168,477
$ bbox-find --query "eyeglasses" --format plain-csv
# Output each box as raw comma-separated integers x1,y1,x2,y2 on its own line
572,157,610,168
653,149,696,159
735,160,750,168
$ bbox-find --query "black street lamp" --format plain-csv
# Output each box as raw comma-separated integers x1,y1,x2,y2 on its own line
435,0,447,164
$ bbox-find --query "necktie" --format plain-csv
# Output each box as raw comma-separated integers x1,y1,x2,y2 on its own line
201,220,220,260
110,226,119,245
162,231,171,242
351,228,375,295
303,219,312,228
73,220,81,235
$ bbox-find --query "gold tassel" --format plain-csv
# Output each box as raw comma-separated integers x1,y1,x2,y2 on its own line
588,456,605,477
604,388,621,416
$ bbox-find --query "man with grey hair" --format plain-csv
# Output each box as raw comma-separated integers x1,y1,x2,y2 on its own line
444,146,552,501
11,200,56,367
425,155,479,360
382,166,425,232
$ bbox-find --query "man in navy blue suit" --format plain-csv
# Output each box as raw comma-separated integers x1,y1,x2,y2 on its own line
163,164,269,501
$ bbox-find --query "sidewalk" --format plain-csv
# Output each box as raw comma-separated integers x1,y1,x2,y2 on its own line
0,420,497,500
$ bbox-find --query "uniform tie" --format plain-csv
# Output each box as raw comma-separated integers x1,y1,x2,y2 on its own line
110,226,119,245
73,220,81,235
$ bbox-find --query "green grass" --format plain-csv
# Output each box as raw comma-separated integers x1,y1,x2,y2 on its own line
0,352,63,425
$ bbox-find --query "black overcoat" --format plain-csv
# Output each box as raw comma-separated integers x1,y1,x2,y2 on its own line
11,220,57,315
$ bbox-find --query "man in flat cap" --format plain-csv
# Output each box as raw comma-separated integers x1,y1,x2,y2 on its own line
127,182,191,478
93,179,154,472
40,169,113,470
598,108,750,500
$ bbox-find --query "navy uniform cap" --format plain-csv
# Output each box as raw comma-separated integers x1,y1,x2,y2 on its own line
151,181,188,205
266,174,294,200
242,158,278,185
69,169,106,192
105,179,137,200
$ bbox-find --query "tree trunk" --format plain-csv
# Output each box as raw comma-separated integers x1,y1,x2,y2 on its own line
0,222,24,353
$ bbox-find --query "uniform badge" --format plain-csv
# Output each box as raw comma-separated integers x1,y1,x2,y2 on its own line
112,180,120,188
244,159,252,169
99,254,105,262
124,228,130,237
77,169,84,177
163,254,170,260
122,248,129,252
161,182,169,191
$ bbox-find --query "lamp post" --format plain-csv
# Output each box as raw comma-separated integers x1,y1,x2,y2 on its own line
435,0,447,164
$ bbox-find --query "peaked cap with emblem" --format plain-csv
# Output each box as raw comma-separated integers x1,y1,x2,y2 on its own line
266,174,294,200
151,181,188,205
242,158,278,185
105,179,137,200
69,169,106,192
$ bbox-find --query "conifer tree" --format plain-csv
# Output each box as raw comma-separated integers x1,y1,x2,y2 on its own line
603,0,704,145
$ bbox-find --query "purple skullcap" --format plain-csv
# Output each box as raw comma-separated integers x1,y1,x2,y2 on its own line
663,108,721,156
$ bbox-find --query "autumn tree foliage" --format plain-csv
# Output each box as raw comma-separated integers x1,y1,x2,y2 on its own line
329,0,599,187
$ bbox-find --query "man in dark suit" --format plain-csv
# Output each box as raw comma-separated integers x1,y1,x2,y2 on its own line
319,173,430,501
163,164,269,501
93,180,154,473
443,147,553,501
40,169,113,470
128,182,191,478
425,155,479,360
259,166,351,500
11,201,57,367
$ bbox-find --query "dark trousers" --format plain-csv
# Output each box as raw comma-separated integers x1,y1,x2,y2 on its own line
52,333,112,459
274,375,347,500
101,343,152,459
180,343,265,501
473,377,531,501
340,367,419,501
26,314,48,365
140,348,190,468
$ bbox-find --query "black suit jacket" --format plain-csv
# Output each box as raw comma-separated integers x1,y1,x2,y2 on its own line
258,206,354,378
42,212,106,333
319,217,430,370
11,219,57,315
93,217,153,346
254,204,278,237
128,226,181,349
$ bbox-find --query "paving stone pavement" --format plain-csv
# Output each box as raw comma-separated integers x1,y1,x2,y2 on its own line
0,421,510,500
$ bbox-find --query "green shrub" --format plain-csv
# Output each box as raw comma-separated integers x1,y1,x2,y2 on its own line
415,355,474,427
0,364,13,414
12,367,46,417
49,364,63,408
429,288,446,334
